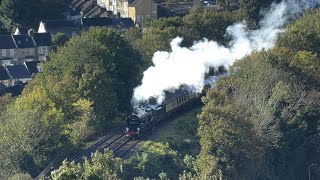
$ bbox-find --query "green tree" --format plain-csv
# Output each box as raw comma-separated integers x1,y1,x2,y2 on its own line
52,33,70,47
0,0,63,30
277,9,320,56
51,150,122,180
124,141,185,179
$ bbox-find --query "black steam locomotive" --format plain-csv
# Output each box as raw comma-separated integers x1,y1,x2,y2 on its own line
126,75,224,139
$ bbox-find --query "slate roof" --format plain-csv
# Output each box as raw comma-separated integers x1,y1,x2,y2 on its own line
82,17,113,27
25,61,40,75
115,18,135,27
32,33,52,46
4,84,24,97
128,0,135,5
15,27,29,35
0,35,16,49
6,65,31,79
82,17,134,28
0,66,10,80
129,0,142,7
12,35,35,48
41,20,79,29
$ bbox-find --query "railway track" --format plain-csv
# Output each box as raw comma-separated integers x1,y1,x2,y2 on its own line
74,126,126,163
115,139,141,158
36,125,140,179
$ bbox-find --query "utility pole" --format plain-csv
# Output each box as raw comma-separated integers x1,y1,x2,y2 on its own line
308,163,317,180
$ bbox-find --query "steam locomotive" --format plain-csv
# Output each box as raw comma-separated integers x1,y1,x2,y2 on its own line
126,75,224,139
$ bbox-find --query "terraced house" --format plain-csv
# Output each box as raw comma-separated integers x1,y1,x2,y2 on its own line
103,0,157,23
0,29,52,66
71,0,157,23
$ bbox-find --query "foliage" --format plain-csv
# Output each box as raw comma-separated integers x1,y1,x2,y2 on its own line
51,150,122,180
277,8,320,56
0,28,145,178
148,107,202,156
196,48,320,179
182,8,242,46
0,0,63,31
52,33,70,47
124,141,185,179
124,11,241,63
8,173,33,180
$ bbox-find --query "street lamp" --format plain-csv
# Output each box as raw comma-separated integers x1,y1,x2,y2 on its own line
308,163,317,180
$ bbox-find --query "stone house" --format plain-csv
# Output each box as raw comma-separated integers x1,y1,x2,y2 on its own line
102,0,157,23
0,31,52,65
128,0,157,23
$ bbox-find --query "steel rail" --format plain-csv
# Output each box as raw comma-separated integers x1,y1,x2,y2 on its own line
73,126,126,162
117,140,140,158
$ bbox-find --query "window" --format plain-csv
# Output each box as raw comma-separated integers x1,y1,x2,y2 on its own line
10,49,14,57
40,47,47,54
2,49,6,57
137,15,142,23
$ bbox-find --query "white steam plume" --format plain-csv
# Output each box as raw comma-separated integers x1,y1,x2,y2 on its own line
132,0,319,104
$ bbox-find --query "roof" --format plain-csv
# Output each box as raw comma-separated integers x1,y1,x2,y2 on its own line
6,65,31,79
12,35,35,48
114,18,135,27
82,17,113,27
41,20,79,29
129,0,142,7
4,84,24,97
25,61,40,75
14,27,29,35
82,17,134,28
163,89,189,104
32,33,52,46
0,35,16,49
0,66,10,80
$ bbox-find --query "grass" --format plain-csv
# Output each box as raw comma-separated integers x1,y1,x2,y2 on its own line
148,106,203,156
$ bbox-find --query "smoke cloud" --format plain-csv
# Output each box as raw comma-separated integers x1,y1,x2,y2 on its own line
132,0,319,104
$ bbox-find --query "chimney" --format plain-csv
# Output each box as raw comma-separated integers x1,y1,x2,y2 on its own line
28,29,34,36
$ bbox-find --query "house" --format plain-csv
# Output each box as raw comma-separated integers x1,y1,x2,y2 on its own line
81,17,134,30
0,35,16,65
0,31,52,65
102,0,157,23
0,66,10,86
38,20,81,37
24,61,42,76
14,27,29,35
6,65,32,85
3,84,25,97
128,0,157,23
12,34,36,61
32,33,52,61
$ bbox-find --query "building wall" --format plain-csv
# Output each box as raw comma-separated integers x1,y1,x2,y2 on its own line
128,7,136,22
37,46,51,61
14,48,36,59
0,49,15,59
128,0,157,23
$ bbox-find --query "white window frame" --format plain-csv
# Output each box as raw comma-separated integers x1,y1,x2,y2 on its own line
2,49,6,57
10,49,14,57
40,47,47,54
